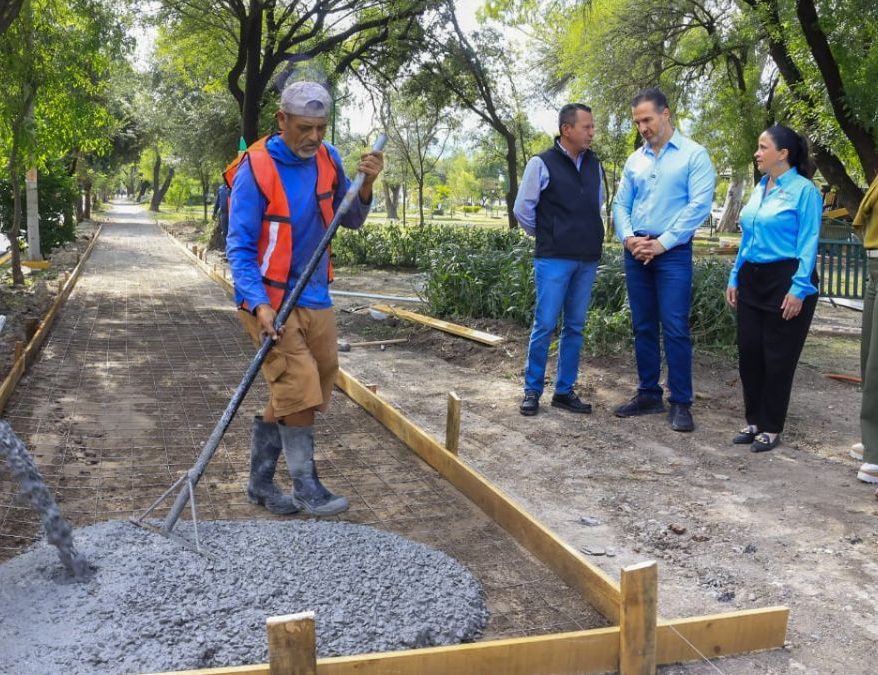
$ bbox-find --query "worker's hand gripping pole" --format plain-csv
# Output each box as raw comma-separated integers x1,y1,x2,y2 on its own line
156,134,388,536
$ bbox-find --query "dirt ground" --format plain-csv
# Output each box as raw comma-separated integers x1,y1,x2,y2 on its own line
327,267,877,674
4,210,876,672
0,222,99,375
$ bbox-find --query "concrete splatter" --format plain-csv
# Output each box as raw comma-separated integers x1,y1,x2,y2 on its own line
0,420,92,581
0,519,488,673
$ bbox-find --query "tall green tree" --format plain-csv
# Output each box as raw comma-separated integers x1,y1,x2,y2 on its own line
740,0,878,211
0,0,126,282
156,0,428,144
382,94,455,225
411,0,528,228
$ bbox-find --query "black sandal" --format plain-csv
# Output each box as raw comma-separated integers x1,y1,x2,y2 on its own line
732,427,757,445
751,432,781,453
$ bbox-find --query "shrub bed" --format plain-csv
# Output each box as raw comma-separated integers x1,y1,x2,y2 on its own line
332,222,737,353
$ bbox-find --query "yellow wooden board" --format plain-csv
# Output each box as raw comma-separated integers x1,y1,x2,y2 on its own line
370,304,504,346
22,259,51,270
158,606,788,675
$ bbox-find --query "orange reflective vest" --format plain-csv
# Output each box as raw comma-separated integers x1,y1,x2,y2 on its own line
223,135,339,311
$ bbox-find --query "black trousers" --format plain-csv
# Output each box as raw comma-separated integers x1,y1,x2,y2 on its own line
736,260,818,434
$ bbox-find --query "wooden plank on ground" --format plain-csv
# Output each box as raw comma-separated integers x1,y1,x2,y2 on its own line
655,606,789,664
158,607,788,675
22,259,51,270
370,304,504,346
335,367,622,622
620,561,658,674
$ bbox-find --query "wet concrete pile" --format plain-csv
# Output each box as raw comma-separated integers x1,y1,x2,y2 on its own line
0,519,488,674
0,420,91,581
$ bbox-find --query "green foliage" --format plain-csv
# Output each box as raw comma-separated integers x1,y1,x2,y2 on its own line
336,222,738,354
333,221,522,268
165,175,202,211
421,236,536,325
0,163,77,251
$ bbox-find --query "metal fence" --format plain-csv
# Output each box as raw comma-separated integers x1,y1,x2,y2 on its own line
818,239,868,299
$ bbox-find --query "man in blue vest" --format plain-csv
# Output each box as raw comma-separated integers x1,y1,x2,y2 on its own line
612,88,715,432
514,103,605,416
227,81,383,516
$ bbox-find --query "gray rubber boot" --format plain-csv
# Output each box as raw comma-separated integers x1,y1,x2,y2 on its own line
279,424,349,516
247,416,300,515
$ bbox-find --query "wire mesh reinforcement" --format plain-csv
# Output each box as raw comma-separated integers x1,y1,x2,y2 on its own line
0,209,606,640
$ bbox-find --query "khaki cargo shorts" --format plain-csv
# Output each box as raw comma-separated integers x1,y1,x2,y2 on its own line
238,307,338,416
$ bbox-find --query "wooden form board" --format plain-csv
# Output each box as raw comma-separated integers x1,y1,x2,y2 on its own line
370,303,504,346
160,606,788,675
0,225,102,413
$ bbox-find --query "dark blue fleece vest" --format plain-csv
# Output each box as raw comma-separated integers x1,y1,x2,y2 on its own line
534,145,603,261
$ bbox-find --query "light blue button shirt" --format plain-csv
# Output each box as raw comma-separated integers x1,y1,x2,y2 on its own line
728,166,822,299
514,142,604,236
612,130,716,251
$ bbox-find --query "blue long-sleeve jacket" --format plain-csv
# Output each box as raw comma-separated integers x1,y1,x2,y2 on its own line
728,167,822,299
227,134,370,310
612,131,715,251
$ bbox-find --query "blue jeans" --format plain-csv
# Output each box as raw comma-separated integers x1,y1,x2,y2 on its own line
524,257,599,395
623,243,693,405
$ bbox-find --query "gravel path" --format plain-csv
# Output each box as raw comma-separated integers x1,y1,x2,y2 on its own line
0,520,487,673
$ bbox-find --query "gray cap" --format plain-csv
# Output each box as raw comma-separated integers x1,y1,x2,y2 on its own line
280,81,331,117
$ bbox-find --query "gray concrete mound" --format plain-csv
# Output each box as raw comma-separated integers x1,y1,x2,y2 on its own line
0,519,488,673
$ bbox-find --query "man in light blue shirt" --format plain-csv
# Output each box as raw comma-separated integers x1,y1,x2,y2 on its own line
612,88,715,431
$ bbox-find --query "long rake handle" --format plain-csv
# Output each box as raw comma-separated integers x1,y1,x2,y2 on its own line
161,134,387,534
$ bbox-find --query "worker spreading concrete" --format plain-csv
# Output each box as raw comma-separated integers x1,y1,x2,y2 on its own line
226,80,384,516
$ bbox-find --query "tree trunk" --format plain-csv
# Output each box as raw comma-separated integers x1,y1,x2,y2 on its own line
402,184,407,226
717,174,746,233
795,0,878,182
7,153,25,286
812,143,865,215
74,189,83,222
503,130,518,229
417,180,425,226
150,168,175,212
744,0,865,212
25,167,41,260
83,179,92,220
240,4,264,145
383,182,400,219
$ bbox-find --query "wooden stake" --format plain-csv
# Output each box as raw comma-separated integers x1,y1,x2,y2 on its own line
266,612,316,675
445,391,461,455
14,341,24,364
620,561,658,675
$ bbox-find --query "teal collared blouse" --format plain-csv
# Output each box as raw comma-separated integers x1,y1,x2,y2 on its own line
728,167,822,299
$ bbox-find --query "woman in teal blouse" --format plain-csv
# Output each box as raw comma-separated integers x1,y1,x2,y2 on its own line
725,124,822,452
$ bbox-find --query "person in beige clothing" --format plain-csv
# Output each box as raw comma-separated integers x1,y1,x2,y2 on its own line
852,174,878,499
